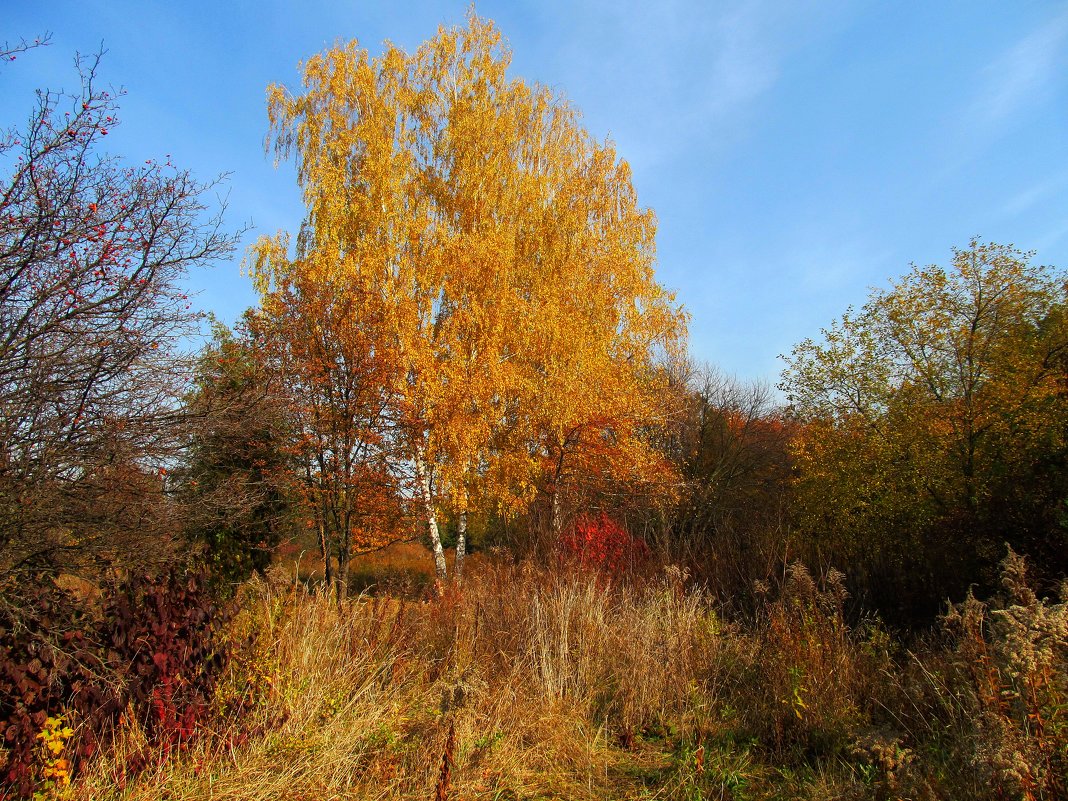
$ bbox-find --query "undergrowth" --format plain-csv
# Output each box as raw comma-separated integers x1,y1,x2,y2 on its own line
5,549,1065,800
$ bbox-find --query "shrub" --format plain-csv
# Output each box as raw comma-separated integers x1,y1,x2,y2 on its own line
0,582,113,797
726,564,883,756
102,571,230,757
555,513,649,573
940,549,1068,799
0,569,229,798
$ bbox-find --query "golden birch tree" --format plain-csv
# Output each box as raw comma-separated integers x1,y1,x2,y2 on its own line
251,12,686,581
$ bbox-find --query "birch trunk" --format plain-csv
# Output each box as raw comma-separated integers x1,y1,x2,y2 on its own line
551,488,562,536
550,445,566,536
455,507,467,580
414,446,448,582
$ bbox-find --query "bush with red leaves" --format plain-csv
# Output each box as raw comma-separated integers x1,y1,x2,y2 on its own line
0,570,229,798
555,512,649,573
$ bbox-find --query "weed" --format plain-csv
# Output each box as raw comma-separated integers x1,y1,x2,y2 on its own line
32,715,74,801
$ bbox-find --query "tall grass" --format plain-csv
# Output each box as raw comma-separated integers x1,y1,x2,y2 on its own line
49,551,1068,801
71,562,723,800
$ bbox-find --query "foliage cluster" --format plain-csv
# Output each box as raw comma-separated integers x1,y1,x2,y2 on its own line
782,241,1068,621
180,324,294,587
665,368,796,604
555,512,650,573
0,570,229,798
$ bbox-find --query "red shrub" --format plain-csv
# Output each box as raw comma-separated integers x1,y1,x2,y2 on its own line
104,571,229,755
555,513,649,573
0,569,229,798
0,584,116,797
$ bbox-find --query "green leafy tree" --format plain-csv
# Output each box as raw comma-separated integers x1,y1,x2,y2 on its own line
180,322,293,585
781,241,1068,619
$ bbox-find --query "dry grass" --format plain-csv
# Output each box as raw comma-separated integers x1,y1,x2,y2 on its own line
71,561,721,801
45,552,1068,801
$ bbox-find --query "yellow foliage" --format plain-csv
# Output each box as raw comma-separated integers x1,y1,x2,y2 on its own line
34,715,75,799
249,11,687,572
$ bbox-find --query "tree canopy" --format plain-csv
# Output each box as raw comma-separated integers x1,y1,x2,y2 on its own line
781,240,1068,618
250,12,686,580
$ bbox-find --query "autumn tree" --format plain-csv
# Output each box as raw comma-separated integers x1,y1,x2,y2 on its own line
515,142,685,538
0,47,236,590
251,12,686,582
246,259,407,601
781,241,1068,619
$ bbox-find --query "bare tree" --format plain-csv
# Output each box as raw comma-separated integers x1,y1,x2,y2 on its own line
0,47,237,587
671,366,796,596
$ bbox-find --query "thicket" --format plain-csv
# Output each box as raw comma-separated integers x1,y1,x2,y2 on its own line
0,570,228,798
179,323,294,587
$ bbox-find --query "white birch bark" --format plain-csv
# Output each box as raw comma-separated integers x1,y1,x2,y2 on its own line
551,484,562,536
455,507,467,580
414,445,448,582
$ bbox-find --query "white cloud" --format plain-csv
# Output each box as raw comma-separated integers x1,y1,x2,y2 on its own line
937,6,1068,180
999,170,1068,218
1033,217,1068,253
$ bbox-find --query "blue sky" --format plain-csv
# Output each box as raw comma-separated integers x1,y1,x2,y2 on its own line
4,1,1068,385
